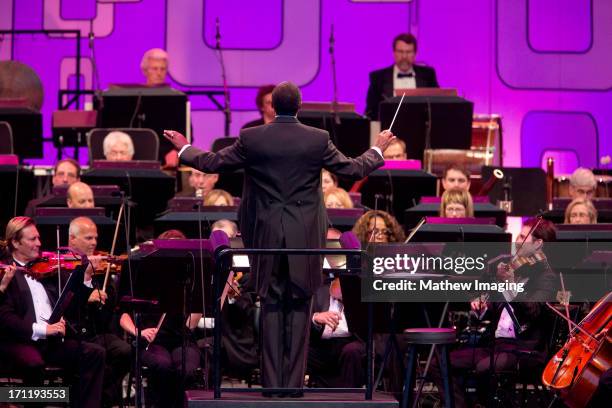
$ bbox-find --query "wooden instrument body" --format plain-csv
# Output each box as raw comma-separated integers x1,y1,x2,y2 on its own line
542,293,612,408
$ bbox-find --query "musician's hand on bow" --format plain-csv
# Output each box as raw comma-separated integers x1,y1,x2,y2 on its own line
497,262,515,283
0,265,16,292
141,328,158,343
314,311,341,330
163,130,189,151
46,319,66,337
374,130,397,153
88,290,107,305
470,295,488,315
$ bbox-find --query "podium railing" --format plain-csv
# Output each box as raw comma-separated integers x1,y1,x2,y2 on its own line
213,247,373,399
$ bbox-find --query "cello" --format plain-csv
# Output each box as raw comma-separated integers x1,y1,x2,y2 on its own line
542,292,612,408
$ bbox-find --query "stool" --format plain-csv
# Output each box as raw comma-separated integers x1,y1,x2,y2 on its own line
401,328,456,408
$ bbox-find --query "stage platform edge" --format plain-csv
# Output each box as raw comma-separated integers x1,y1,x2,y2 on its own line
185,390,399,407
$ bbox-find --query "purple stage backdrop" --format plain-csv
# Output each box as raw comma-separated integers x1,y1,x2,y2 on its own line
1,0,610,173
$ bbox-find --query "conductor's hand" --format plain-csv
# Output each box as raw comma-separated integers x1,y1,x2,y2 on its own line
313,311,341,331
141,328,158,343
374,130,396,153
163,130,189,151
46,319,66,337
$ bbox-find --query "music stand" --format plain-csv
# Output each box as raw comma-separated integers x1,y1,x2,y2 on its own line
298,104,370,159
95,87,188,161
0,164,35,233
0,106,43,158
358,169,437,218
379,94,473,161
81,165,176,236
34,207,130,253
52,110,97,160
405,202,507,229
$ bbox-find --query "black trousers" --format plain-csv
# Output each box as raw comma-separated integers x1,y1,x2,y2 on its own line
0,338,105,408
89,333,132,406
307,336,366,388
260,256,313,390
142,342,201,408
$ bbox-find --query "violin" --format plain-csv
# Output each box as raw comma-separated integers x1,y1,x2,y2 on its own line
88,251,127,275
0,252,85,281
542,292,612,408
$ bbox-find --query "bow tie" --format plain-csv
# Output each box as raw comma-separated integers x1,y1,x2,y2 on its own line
397,72,414,78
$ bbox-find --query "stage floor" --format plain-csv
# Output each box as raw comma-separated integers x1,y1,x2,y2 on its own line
186,390,399,407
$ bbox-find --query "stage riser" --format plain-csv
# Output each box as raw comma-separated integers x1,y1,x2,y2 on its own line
186,391,398,408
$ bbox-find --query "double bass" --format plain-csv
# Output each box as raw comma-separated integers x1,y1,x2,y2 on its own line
542,292,612,408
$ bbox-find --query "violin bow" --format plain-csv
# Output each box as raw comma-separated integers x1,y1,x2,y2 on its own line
102,201,125,293
145,312,167,351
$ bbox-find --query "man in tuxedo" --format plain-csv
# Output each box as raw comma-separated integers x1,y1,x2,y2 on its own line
0,216,105,408
308,280,365,388
365,33,439,120
68,216,132,406
163,81,395,395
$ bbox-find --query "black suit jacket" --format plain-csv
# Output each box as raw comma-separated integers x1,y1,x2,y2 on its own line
365,64,439,120
484,261,558,351
0,270,60,342
180,116,384,298
0,268,93,343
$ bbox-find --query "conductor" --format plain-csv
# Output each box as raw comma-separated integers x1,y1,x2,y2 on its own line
163,81,395,396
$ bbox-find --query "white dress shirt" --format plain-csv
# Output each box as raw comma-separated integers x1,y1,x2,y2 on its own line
15,259,53,341
393,65,416,91
494,277,529,339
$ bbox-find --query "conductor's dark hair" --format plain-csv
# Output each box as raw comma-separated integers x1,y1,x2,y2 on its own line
393,33,417,52
272,81,301,116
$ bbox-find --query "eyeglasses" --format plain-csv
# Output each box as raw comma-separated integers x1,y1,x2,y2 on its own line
367,228,392,236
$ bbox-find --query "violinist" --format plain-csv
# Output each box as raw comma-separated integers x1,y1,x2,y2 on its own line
432,218,559,407
68,216,131,407
0,216,105,408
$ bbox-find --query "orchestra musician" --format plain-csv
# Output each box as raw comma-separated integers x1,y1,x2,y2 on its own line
103,131,135,162
441,164,471,193
242,84,276,129
440,189,474,218
308,279,366,388
163,81,395,397
67,216,132,407
66,181,96,209
431,218,559,407
0,217,105,408
365,33,439,120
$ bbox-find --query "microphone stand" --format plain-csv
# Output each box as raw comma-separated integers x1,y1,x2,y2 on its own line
216,18,231,137
329,24,340,126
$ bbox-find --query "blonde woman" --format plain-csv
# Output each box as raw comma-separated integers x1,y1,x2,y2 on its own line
324,187,354,209
440,189,474,218
564,198,597,224
204,189,234,206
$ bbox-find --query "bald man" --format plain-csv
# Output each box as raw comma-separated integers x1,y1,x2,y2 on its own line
67,182,95,209
68,216,131,406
